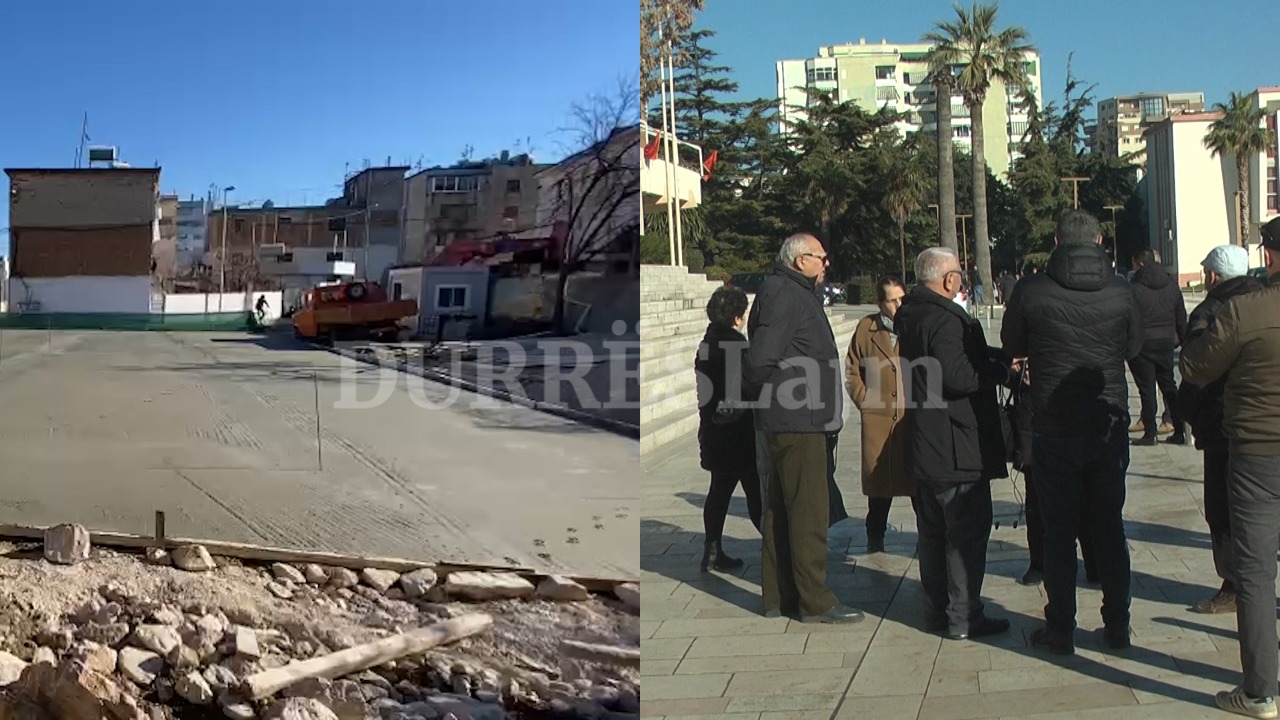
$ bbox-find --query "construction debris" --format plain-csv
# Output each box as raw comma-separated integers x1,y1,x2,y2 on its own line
0,534,639,719
44,523,91,565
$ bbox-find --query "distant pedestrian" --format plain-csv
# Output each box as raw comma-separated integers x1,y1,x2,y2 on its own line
998,271,1017,306
1179,245,1263,615
897,247,1013,641
695,285,763,573
1128,248,1188,445
844,276,914,554
1181,217,1280,718
744,232,862,624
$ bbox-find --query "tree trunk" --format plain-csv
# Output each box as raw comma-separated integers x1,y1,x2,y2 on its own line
552,264,571,335
936,78,958,252
969,99,993,309
1238,159,1251,246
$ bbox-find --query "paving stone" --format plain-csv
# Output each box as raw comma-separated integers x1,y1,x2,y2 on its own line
680,652,846,675
643,673,731,701
684,633,806,658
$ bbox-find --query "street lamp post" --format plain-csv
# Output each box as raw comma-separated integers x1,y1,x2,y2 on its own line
1104,204,1123,270
219,186,235,301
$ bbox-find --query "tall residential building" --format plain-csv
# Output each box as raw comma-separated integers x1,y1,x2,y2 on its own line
1087,91,1205,165
176,197,209,270
1252,87,1280,230
775,38,1042,178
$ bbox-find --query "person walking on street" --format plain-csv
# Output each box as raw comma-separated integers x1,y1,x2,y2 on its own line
744,233,862,624
694,285,763,573
845,276,914,554
1128,248,1188,445
1002,210,1142,655
1179,245,1262,615
998,271,1018,307
897,247,1013,640
1181,217,1280,718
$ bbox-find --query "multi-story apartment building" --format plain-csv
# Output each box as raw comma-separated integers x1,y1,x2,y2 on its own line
775,38,1043,178
401,151,548,265
153,194,179,291
176,197,209,270
1088,91,1205,165
1253,87,1280,232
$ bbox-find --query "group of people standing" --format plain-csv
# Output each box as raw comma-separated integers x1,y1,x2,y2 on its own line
692,212,1280,718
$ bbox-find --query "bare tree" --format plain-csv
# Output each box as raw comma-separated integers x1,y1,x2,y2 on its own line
548,78,641,334
640,0,705,109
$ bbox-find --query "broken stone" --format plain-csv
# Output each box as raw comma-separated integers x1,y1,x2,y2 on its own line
234,627,261,658
99,582,134,604
131,624,182,656
76,622,130,647
73,595,106,624
384,588,407,602
264,697,338,720
399,568,438,599
536,575,590,601
269,562,306,584
195,614,226,644
167,643,201,670
31,647,57,666
444,571,536,601
93,601,123,625
43,523,91,565
358,683,389,702
451,673,472,696
302,564,329,584
222,702,256,720
617,686,639,714
171,544,217,572
118,646,163,685
16,659,142,720
175,669,214,705
202,664,237,692
259,654,291,670
359,568,400,593
71,640,118,676
266,581,294,600
145,547,171,565
405,694,507,720
353,586,383,602
613,582,639,612
327,567,359,589
0,651,28,686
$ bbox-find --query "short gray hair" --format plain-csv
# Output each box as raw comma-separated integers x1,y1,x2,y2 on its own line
777,233,815,266
915,247,960,283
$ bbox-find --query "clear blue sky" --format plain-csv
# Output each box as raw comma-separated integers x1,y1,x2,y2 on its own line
699,0,1278,116
0,0,636,255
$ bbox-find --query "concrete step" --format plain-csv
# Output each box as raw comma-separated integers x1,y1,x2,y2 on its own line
639,284,723,304
639,316,860,383
640,382,697,426
641,406,701,456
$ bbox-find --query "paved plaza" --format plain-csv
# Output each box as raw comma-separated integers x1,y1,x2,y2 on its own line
641,331,1259,719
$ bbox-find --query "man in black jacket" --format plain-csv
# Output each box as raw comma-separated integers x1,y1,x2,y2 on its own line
745,233,862,624
1129,248,1189,445
897,246,1012,640
1002,210,1143,655
1179,245,1263,615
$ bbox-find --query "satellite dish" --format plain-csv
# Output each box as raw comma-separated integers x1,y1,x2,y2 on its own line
262,200,275,209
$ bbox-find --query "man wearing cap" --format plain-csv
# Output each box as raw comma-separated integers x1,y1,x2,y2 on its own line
1182,216,1280,718
1179,245,1263,617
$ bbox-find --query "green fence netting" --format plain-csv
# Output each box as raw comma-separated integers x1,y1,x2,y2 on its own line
0,312,262,331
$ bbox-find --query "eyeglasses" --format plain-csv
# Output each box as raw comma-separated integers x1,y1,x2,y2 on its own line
801,252,831,265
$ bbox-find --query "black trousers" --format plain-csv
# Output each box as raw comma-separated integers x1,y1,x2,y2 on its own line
1033,425,1132,636
1024,467,1099,578
705,471,763,542
1203,448,1234,585
1129,340,1182,434
915,480,993,633
867,496,919,540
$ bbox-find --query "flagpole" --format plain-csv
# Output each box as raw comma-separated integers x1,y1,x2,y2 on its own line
658,30,676,267
666,48,684,268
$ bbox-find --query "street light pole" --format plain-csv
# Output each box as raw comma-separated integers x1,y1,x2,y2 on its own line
1104,204,1124,269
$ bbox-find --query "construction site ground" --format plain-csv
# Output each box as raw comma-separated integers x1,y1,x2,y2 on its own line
0,329,638,580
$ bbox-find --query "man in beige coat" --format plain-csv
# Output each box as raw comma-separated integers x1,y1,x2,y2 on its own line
846,276,916,554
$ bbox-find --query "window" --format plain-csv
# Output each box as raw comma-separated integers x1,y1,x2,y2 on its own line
277,253,293,263
875,65,895,80
1022,60,1037,77
278,216,292,225
326,251,344,261
805,67,835,83
1140,97,1166,118
903,72,914,85
505,179,521,193
392,283,403,301
430,175,482,193
435,286,469,311
876,86,899,102
503,205,519,220
233,219,244,232
954,125,971,138
1007,120,1029,137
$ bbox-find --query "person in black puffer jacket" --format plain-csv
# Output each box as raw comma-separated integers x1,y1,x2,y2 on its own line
1177,245,1263,615
1002,210,1143,655
1128,248,1189,445
695,286,763,574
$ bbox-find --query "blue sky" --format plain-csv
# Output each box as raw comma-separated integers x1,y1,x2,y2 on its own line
0,0,636,255
699,0,1278,114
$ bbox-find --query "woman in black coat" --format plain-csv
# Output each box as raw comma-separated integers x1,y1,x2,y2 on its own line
695,286,763,572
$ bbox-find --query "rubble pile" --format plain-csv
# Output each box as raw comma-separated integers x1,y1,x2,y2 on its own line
0,525,640,719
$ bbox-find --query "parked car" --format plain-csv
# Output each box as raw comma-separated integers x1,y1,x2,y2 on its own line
726,272,769,294
823,284,845,306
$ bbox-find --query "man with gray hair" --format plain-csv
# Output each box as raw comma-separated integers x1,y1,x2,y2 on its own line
744,232,862,624
896,246,1014,641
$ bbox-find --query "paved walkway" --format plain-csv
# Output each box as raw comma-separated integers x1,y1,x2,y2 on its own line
642,381,1254,718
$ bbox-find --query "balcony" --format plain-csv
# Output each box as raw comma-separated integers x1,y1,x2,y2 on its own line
641,122,703,214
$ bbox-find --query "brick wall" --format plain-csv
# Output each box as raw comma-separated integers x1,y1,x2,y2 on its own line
12,226,153,277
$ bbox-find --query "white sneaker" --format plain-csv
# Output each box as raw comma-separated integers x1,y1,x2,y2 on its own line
1216,687,1279,719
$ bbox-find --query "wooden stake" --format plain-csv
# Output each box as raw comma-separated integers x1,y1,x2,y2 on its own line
559,639,640,668
241,614,493,700
154,511,165,546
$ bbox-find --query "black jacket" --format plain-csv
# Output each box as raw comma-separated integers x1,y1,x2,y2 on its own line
1002,243,1143,437
695,323,757,475
896,286,1009,484
744,264,843,434
1131,263,1188,345
1178,275,1264,451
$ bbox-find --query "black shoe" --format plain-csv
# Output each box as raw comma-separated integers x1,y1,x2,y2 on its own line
800,603,865,624
1162,431,1187,446
866,536,885,554
700,539,743,573
1019,568,1044,586
1132,435,1157,447
1030,627,1075,655
946,616,1010,641
1104,625,1131,649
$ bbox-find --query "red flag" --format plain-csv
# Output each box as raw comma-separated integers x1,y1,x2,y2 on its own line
643,133,661,161
702,150,719,180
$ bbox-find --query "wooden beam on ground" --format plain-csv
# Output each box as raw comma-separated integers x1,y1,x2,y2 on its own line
559,639,640,668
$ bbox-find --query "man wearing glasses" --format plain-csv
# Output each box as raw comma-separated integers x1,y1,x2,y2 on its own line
745,233,862,624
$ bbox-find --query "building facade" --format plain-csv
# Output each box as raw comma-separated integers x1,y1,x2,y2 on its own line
1088,91,1205,165
402,152,548,266
775,39,1043,178
176,197,209,269
1251,87,1280,239
4,167,160,313
154,194,179,291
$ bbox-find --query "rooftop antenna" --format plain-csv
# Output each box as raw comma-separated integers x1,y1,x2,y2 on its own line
74,112,89,168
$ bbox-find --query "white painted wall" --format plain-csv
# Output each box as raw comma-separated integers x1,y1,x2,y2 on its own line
7,276,152,313
1173,119,1235,285
162,291,282,317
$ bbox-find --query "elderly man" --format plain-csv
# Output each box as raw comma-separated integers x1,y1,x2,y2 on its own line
1003,210,1142,655
896,247,1012,640
1182,217,1280,718
744,233,862,624
1180,245,1263,616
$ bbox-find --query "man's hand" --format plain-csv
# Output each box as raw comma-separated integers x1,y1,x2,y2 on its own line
1010,358,1030,387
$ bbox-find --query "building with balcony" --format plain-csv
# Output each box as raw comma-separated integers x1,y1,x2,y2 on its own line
640,122,703,223
1252,87,1280,234
775,38,1043,178
1091,91,1205,165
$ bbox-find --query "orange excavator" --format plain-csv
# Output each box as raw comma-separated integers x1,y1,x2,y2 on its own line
291,280,418,343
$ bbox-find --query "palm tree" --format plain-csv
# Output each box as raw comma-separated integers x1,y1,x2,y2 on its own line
925,1,1034,307
1204,91,1275,246
883,137,933,279
925,68,959,252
